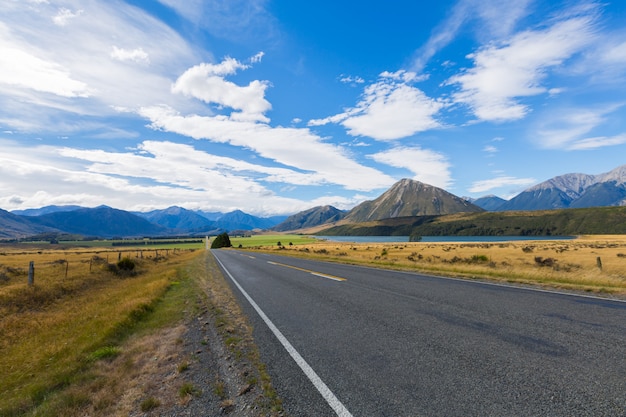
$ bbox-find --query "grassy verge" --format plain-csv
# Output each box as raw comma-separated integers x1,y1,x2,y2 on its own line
187,251,284,414
236,236,626,295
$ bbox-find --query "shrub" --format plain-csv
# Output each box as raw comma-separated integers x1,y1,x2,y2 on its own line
117,257,135,271
140,397,160,411
470,254,489,263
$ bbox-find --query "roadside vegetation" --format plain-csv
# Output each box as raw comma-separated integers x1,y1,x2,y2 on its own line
239,235,626,295
0,244,281,416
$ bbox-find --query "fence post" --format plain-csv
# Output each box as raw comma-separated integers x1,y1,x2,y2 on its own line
596,256,603,270
65,261,69,279
28,261,34,286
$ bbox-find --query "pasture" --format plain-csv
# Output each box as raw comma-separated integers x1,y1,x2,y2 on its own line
240,235,626,295
0,245,199,415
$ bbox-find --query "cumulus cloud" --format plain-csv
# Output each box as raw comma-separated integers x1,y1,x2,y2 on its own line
368,146,452,189
172,56,271,122
309,71,444,140
447,14,596,122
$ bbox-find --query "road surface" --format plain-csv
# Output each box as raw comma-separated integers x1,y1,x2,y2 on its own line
212,249,626,416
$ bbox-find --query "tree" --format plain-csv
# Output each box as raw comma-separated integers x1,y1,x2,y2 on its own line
211,232,232,249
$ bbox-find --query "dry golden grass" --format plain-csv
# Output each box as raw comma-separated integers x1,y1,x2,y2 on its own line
0,246,199,415
242,236,626,295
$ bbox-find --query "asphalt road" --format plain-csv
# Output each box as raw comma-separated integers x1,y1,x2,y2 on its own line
211,249,626,417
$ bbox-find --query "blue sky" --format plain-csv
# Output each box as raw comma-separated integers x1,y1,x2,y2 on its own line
1,0,625,216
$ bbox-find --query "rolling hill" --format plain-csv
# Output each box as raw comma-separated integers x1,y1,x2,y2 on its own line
272,205,346,232
0,208,61,239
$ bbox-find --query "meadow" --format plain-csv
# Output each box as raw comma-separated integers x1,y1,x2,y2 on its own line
239,235,626,295
0,245,200,416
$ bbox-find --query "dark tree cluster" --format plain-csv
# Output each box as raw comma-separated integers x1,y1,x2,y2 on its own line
211,232,232,249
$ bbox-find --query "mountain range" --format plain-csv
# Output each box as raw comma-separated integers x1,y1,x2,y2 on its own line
473,165,626,211
1,164,625,239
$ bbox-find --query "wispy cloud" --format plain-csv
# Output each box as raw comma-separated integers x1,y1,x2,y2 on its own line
157,0,276,43
0,139,357,215
139,104,395,192
446,13,596,122
469,176,536,193
411,0,532,72
0,1,200,132
535,103,625,149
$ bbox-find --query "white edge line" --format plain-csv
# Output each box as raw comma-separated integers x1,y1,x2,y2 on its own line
212,251,354,417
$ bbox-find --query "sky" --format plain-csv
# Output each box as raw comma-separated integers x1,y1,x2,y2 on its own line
1,0,625,216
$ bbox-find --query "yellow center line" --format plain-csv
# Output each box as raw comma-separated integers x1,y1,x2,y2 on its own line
267,261,346,282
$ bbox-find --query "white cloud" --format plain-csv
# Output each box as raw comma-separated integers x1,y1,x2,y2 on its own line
568,134,626,150
602,40,626,64
483,145,498,154
0,139,355,215
250,52,265,63
535,103,625,149
469,176,536,193
52,7,83,26
0,1,201,132
110,46,149,64
156,0,275,43
171,57,271,122
0,27,90,98
368,146,452,189
411,0,532,71
447,14,596,122
339,75,365,84
309,71,444,140
138,105,396,192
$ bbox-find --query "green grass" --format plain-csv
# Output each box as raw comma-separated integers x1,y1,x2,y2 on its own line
89,347,121,362
179,382,200,398
230,234,317,248
140,397,160,412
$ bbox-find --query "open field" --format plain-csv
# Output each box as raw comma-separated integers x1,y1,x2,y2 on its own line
239,235,626,295
0,245,199,415
230,234,318,248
